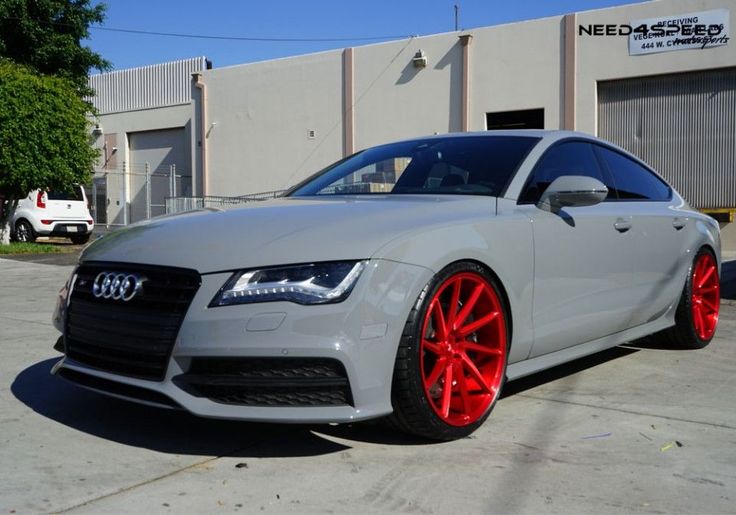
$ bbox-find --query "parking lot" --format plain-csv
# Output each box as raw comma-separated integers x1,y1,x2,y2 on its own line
1,255,735,514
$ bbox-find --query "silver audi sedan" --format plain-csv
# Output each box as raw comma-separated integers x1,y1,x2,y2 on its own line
51,131,721,440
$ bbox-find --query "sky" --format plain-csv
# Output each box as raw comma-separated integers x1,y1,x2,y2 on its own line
85,0,647,72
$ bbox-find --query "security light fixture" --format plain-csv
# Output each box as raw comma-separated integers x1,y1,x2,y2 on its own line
412,50,427,69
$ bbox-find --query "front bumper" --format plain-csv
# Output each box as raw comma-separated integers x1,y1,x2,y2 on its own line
53,259,433,423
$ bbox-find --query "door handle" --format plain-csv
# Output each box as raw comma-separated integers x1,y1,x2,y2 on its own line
614,219,632,233
673,218,687,230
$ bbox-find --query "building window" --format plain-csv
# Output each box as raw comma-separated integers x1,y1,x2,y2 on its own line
486,108,544,130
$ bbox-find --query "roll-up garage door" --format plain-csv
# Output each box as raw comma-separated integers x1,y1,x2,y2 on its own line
128,128,189,222
598,68,736,209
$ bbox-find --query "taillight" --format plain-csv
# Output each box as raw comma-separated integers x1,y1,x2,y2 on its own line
36,191,47,209
86,219,94,225
41,220,53,225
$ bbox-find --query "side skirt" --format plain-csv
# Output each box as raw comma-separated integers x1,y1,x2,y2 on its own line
506,316,673,382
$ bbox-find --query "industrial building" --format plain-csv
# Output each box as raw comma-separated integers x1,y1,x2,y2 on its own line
88,0,734,230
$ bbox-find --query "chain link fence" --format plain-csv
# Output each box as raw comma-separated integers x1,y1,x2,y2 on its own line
86,162,193,227
165,190,286,214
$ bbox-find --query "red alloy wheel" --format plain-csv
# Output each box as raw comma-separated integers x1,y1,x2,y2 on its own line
419,272,507,427
691,252,720,341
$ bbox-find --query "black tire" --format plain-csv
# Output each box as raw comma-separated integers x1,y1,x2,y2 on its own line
70,234,90,245
662,247,720,349
388,261,510,441
14,220,36,243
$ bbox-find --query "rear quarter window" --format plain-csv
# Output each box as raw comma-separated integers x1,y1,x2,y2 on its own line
594,146,671,201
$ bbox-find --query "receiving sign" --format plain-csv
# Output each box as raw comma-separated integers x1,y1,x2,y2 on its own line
629,9,730,55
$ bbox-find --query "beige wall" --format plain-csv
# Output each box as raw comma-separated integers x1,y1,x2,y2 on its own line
201,51,344,196
353,33,462,148
192,0,735,196
197,9,565,194
470,17,564,130
199,15,566,194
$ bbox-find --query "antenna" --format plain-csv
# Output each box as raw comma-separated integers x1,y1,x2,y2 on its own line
454,3,460,31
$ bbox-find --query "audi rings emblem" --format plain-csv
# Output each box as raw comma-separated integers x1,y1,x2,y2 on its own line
92,272,145,301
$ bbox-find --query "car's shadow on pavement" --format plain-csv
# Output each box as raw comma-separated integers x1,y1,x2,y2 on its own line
13,349,640,455
500,346,638,398
720,259,736,301
11,358,355,457
11,358,435,456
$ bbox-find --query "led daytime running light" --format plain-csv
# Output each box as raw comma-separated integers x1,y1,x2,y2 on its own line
211,261,367,306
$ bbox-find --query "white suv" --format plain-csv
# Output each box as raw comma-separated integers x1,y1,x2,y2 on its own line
13,186,94,244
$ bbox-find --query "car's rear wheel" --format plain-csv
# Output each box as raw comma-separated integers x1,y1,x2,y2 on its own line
664,248,720,349
14,220,36,243
389,262,509,440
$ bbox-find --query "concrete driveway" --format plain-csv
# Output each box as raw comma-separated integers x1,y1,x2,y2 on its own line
1,257,735,514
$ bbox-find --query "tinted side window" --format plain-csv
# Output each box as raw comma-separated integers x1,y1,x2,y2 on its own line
595,146,670,201
519,141,612,203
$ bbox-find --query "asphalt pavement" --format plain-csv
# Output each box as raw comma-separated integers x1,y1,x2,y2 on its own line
1,256,735,514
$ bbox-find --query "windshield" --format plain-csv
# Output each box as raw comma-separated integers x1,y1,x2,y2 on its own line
289,135,539,197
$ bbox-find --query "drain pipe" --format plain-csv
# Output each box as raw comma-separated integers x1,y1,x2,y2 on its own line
563,13,577,131
192,72,208,196
459,34,473,132
343,47,355,157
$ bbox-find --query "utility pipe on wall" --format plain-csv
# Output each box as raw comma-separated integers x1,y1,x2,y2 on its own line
564,13,577,131
343,47,355,157
192,72,208,196
459,34,473,132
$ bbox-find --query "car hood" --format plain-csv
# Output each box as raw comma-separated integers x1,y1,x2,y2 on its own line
82,196,496,273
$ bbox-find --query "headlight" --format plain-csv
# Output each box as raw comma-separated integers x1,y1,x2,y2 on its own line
210,260,367,307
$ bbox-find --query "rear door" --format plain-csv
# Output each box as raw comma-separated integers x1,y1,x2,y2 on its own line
518,140,639,358
47,186,89,220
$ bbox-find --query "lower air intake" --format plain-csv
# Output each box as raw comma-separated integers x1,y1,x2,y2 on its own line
173,357,353,407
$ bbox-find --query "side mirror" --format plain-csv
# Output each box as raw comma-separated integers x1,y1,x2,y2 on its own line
537,175,608,211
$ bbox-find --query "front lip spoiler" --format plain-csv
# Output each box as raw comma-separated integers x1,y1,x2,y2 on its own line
52,359,183,410
51,357,394,423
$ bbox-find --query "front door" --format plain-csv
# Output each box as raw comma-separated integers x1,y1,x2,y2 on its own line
517,140,639,358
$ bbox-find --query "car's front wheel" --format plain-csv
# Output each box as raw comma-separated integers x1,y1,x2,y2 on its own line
14,220,36,243
664,247,720,349
389,261,509,440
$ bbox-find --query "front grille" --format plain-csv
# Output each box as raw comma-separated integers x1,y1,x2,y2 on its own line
173,357,353,407
65,262,200,381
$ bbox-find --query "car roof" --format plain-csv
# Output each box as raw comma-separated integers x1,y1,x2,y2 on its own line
378,130,647,165
382,130,597,146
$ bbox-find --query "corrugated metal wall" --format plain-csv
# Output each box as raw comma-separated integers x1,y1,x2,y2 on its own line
88,57,207,114
598,67,736,209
